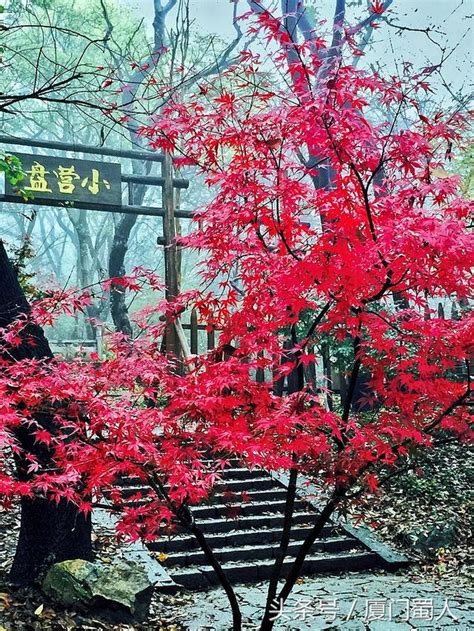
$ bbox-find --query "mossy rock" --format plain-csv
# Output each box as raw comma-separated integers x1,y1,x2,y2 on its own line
42,558,153,620
42,559,97,606
415,522,458,552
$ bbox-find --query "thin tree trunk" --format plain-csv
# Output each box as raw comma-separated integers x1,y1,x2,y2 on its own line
263,325,304,621
108,162,152,335
259,497,340,631
147,474,242,630
190,523,242,631
261,467,298,624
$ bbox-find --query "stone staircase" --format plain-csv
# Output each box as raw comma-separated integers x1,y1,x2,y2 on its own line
118,464,408,590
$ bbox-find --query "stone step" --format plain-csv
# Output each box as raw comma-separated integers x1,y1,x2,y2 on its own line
217,467,266,480
210,488,289,503
188,498,309,520
214,477,280,492
116,476,147,487
149,524,338,553
138,461,408,588
201,458,242,468
114,493,297,514
162,536,362,568
116,486,290,507
118,476,281,494
196,511,321,534
170,550,379,590
114,485,150,497
116,465,266,488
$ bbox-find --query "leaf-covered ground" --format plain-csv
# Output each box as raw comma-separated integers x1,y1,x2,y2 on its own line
357,441,473,582
0,441,472,629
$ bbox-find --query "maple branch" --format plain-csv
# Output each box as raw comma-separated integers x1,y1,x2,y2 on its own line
264,230,332,619
343,358,472,502
361,270,394,304
345,421,474,503
343,464,410,501
247,0,278,18
345,415,473,503
347,159,399,284
303,300,332,343
264,322,309,607
273,192,301,261
381,16,445,49
349,163,377,242
366,309,409,337
347,0,394,38
145,469,242,630
188,522,242,630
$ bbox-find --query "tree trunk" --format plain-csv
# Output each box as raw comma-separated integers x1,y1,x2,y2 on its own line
67,209,100,339
0,241,92,586
108,212,138,336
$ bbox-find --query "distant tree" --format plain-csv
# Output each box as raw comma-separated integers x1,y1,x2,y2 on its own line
2,0,247,336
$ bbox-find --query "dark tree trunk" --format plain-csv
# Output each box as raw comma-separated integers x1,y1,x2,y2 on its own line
0,241,92,586
108,212,138,336
108,163,151,335
344,370,380,413
10,495,93,587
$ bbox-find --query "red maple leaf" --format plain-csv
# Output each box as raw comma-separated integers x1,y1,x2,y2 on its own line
370,1,385,15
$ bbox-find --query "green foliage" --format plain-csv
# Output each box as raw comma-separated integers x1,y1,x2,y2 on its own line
398,472,443,497
1,153,24,186
0,153,34,200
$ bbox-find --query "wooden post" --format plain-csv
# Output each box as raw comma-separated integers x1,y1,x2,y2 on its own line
95,324,104,359
162,152,180,359
190,308,198,355
175,188,182,289
207,327,215,351
256,351,265,383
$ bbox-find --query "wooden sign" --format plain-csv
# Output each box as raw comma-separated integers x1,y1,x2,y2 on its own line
4,152,122,208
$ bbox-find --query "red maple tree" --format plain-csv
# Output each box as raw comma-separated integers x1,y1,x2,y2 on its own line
0,3,472,630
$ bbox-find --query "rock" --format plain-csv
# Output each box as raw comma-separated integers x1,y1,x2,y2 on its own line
42,558,154,621
42,559,96,606
414,522,457,553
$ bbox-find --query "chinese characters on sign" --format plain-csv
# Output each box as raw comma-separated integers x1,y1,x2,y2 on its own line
269,596,459,624
4,152,121,207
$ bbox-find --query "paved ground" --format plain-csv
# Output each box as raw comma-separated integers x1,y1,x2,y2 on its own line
173,570,474,630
